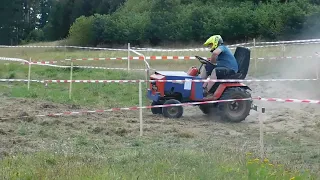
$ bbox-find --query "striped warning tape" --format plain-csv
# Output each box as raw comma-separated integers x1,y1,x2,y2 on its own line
256,38,320,45
4,54,318,67
1,78,317,84
0,98,253,119
28,63,153,71
1,38,320,52
64,55,318,61
1,96,320,120
44,78,318,84
257,97,320,104
23,61,59,65
0,45,128,51
10,54,317,67
0,79,43,83
132,41,320,52
0,57,28,63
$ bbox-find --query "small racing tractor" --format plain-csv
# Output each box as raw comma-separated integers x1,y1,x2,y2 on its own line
147,46,253,122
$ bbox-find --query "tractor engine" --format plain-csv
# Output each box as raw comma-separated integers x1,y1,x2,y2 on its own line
149,73,165,97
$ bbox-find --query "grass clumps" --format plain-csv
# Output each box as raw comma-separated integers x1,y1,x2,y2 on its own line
0,148,316,180
0,62,147,108
245,153,314,180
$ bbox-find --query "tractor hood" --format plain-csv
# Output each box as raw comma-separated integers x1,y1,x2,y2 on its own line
155,71,192,77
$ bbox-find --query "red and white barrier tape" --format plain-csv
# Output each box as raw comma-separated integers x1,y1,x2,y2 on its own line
0,57,28,63
3,54,318,67
132,40,320,52
257,97,320,104
256,55,317,60
0,45,128,51
74,66,150,71
2,96,320,119
23,61,58,65
0,79,43,83
65,55,318,61
66,57,141,61
1,78,317,84
1,38,320,52
24,63,152,71
44,78,318,84
256,38,320,45
132,42,252,51
0,98,253,119
11,53,319,68
253,41,320,48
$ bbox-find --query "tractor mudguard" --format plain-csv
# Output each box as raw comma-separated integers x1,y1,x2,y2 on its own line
213,83,251,100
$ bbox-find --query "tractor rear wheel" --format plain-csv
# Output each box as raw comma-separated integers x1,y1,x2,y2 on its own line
217,87,252,122
162,99,183,118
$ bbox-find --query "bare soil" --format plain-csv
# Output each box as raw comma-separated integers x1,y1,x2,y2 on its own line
1,44,320,172
1,79,319,154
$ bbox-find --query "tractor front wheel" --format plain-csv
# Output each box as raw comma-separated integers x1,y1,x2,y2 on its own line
199,104,211,114
151,101,162,114
217,87,252,122
162,99,183,118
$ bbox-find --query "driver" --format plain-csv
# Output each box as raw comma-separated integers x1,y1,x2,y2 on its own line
200,35,238,98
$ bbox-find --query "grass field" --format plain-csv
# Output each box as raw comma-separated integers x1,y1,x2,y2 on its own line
1,41,320,179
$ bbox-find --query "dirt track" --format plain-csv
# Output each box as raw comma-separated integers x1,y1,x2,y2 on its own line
0,96,259,151
1,76,320,154
1,45,320,173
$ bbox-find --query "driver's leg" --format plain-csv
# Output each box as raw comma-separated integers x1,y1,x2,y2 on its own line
199,65,207,79
204,67,228,97
206,69,217,92
199,65,208,88
203,64,214,89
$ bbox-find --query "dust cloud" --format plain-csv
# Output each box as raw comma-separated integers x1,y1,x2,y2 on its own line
247,41,320,133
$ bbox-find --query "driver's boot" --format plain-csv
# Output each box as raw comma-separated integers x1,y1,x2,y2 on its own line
203,87,214,100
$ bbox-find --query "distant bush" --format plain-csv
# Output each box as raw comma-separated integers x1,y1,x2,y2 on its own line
67,0,320,46
67,15,95,46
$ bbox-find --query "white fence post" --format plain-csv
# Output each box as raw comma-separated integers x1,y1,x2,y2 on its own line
129,49,150,89
28,58,31,90
253,38,257,72
316,52,319,80
27,57,32,90
128,43,131,71
139,81,143,136
259,107,266,160
282,43,286,57
69,61,74,99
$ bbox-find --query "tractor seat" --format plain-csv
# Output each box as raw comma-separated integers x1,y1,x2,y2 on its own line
227,72,243,79
226,46,251,80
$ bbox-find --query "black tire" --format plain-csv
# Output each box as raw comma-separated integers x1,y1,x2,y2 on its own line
217,87,252,122
151,101,162,114
199,104,219,115
199,104,211,114
162,99,183,118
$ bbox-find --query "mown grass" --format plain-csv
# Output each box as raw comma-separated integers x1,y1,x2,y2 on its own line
0,146,315,180
1,41,320,179
0,62,148,108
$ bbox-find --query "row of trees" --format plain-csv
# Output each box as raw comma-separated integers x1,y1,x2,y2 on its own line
0,0,125,45
68,0,320,46
1,0,320,46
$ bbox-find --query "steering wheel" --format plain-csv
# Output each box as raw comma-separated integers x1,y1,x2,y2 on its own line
195,55,215,66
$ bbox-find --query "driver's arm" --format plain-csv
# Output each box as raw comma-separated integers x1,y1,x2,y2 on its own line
210,47,222,64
